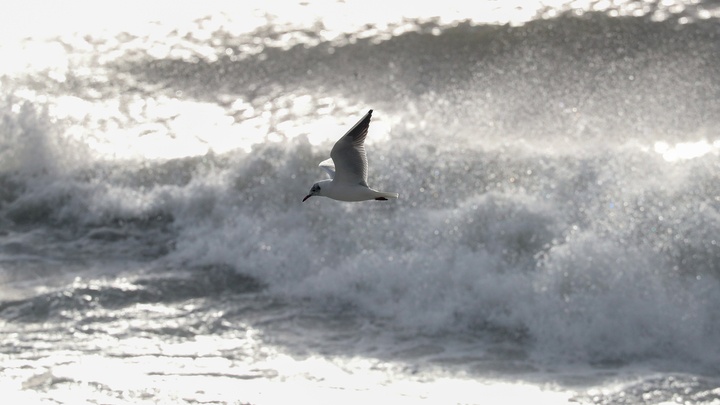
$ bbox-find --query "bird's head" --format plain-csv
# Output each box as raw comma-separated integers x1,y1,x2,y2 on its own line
303,182,322,202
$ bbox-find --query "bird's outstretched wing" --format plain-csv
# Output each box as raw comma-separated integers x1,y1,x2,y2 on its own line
318,158,335,179
330,109,372,187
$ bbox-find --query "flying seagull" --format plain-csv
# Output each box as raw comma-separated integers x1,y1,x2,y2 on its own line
303,110,399,202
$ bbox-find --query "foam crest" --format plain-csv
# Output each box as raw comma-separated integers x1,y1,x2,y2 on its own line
1,6,719,373
156,134,720,367
0,98,88,176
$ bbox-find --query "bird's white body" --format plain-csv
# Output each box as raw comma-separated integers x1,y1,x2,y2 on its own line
313,179,398,202
303,110,399,203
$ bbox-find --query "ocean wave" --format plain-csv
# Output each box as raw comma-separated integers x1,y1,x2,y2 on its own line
1,9,719,370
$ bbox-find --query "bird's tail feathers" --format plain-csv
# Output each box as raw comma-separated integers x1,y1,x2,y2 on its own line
378,192,399,199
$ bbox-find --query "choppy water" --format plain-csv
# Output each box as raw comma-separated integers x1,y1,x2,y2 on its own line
2,1,720,404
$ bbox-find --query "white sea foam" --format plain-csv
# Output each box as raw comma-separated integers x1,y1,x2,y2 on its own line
2,2,720,403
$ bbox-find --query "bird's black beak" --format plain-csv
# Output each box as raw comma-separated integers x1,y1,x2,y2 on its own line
302,194,312,202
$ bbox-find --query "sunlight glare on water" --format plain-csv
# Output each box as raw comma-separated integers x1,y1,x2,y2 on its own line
2,326,572,405
2,0,719,162
654,140,720,161
2,1,720,403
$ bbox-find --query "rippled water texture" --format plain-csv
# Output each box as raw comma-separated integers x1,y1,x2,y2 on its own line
1,1,720,404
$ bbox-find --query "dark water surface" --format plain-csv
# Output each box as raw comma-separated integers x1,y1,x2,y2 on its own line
1,1,720,403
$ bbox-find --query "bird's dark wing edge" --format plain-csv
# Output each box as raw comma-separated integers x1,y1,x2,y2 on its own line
339,109,373,146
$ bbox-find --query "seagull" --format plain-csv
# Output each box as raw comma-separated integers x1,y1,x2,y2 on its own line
303,110,399,202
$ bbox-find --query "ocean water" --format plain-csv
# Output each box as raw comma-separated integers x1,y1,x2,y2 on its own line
2,1,720,403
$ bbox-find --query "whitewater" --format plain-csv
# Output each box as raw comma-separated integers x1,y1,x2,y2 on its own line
1,1,720,404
